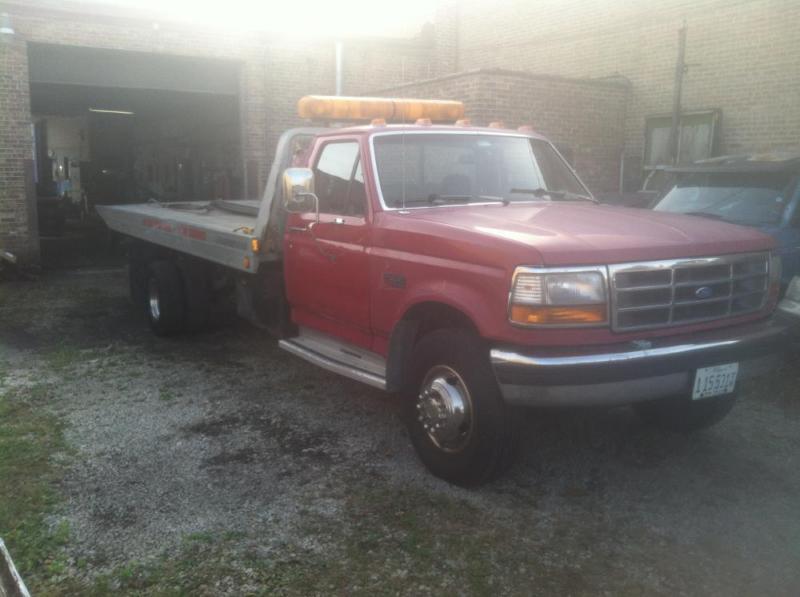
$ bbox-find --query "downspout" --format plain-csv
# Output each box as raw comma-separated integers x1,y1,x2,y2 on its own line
667,23,687,165
335,41,343,96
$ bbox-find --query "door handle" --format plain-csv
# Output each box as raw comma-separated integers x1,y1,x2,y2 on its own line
287,225,308,233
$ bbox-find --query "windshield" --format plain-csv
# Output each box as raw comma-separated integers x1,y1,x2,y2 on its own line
653,172,794,226
372,133,590,208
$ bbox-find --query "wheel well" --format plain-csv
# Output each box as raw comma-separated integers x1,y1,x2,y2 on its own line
385,302,479,392
404,301,478,341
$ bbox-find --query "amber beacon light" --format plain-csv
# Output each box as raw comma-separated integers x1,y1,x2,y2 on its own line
297,96,465,123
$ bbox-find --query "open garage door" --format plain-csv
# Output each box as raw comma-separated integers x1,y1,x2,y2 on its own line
27,44,244,268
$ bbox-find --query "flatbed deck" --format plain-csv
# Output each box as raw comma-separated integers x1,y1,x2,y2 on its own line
97,200,263,272
97,127,325,274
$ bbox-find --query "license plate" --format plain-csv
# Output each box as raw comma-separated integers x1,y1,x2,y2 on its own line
692,363,739,400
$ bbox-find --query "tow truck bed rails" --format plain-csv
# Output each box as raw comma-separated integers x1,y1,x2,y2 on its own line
97,128,324,273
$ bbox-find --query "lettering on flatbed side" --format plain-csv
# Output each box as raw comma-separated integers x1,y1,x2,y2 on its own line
142,219,206,241
177,225,207,241
143,217,173,232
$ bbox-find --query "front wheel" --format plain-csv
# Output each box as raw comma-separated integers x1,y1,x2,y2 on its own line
404,329,518,487
633,393,736,432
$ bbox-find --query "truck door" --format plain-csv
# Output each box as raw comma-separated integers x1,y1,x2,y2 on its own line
284,140,372,346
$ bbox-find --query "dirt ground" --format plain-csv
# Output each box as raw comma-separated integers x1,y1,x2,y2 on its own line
1,267,799,595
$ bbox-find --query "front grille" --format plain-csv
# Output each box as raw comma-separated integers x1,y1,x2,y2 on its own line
609,252,770,331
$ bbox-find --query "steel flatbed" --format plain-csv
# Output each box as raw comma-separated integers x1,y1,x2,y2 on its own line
97,127,325,273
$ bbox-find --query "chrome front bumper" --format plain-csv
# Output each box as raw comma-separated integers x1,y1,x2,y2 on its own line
490,315,793,407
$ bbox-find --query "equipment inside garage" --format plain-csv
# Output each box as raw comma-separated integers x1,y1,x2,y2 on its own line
27,43,243,266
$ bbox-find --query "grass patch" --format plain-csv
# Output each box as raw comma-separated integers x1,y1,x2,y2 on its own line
158,387,177,402
307,484,503,596
0,385,71,585
44,345,84,372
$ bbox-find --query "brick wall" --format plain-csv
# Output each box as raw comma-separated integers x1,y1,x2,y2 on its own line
0,1,437,264
0,35,38,261
375,69,630,193
452,0,800,169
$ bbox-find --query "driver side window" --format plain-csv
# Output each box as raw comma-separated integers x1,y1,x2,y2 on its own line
313,142,364,216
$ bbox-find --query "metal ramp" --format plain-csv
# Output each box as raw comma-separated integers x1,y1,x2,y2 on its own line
0,539,30,597
279,327,387,390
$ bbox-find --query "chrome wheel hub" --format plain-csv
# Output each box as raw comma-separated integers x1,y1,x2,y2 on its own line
416,365,473,452
148,279,161,321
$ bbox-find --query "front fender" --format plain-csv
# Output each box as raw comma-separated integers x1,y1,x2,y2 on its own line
370,246,509,343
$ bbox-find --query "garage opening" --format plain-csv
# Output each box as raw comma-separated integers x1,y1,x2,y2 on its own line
27,44,243,268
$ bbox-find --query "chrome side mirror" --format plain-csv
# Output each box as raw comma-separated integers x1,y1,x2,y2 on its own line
283,168,318,216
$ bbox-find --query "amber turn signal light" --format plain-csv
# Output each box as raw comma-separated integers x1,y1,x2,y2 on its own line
510,304,607,325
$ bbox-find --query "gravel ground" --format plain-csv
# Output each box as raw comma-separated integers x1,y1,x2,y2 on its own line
1,267,799,595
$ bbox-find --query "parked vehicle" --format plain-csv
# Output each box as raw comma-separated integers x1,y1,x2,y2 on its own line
652,154,800,289
778,276,800,322
97,97,791,486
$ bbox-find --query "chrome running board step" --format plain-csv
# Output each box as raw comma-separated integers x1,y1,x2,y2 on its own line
279,327,387,390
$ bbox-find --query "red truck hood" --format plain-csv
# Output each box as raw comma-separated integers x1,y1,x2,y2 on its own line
400,202,776,266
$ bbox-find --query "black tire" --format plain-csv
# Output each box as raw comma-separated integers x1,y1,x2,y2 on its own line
146,260,186,336
128,250,148,310
633,392,736,432
178,259,211,332
404,328,519,487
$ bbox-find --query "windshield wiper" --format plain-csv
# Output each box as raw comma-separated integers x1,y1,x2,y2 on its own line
684,211,727,221
427,194,509,205
510,188,597,203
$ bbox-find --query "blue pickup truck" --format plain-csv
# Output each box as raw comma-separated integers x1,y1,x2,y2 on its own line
652,154,800,289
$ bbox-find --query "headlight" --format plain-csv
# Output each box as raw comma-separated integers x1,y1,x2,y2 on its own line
509,267,608,326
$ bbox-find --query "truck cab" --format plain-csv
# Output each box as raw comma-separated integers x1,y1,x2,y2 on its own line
98,96,792,486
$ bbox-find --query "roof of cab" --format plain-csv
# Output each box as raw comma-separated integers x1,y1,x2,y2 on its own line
312,123,550,141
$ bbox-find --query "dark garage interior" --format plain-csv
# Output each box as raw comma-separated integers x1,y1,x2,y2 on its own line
27,44,243,267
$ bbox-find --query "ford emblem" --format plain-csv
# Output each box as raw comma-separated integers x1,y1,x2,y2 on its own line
695,286,714,299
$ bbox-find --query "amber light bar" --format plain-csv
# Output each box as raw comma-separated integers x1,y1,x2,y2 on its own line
297,95,465,123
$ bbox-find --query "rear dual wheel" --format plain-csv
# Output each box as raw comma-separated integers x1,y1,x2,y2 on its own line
138,259,210,336
146,261,186,336
405,329,519,487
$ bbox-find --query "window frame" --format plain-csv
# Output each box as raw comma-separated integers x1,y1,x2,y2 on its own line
367,130,590,211
312,139,366,218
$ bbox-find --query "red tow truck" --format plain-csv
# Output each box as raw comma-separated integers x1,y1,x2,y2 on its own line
98,96,791,486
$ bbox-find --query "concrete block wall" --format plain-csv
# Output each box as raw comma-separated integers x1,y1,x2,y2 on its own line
375,69,630,193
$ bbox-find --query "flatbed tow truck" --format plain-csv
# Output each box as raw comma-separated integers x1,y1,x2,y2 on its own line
99,96,791,486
